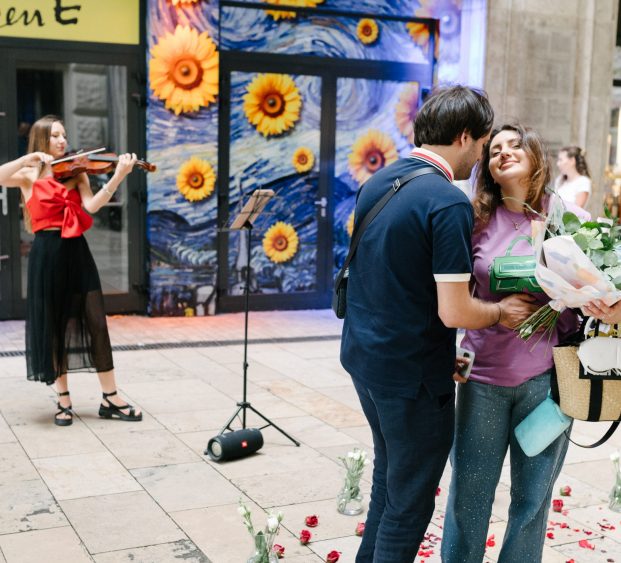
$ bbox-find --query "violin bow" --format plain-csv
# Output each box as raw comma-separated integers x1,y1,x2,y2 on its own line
50,147,107,166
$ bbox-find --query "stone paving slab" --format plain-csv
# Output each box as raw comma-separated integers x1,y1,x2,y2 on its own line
60,491,186,554
92,539,211,562
0,479,67,534
2,311,621,562
0,526,92,563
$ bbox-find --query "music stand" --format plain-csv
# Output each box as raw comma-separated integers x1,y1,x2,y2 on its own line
214,189,300,447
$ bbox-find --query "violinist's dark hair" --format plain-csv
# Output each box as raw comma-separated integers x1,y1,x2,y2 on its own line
23,115,64,232
559,145,591,179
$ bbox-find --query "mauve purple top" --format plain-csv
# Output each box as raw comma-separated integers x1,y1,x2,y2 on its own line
461,204,589,387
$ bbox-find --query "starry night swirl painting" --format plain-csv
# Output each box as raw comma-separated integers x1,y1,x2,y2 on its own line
146,0,464,315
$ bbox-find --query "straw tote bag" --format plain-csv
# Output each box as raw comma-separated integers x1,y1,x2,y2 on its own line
551,319,621,446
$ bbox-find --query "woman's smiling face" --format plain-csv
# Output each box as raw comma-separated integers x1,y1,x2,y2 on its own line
488,129,533,187
47,121,67,159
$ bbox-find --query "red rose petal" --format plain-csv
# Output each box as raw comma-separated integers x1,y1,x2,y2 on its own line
305,515,319,527
326,550,341,563
486,534,496,547
299,529,312,545
578,539,595,550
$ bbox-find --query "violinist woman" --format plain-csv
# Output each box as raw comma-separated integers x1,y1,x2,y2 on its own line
0,115,142,426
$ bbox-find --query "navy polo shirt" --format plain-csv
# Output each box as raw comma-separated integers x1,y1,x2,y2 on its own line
340,156,474,399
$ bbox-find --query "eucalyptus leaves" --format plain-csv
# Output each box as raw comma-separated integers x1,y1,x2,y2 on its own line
561,210,621,287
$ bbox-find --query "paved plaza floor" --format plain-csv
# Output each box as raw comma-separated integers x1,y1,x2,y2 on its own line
1,310,621,562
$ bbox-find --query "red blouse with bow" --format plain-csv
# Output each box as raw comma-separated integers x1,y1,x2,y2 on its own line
26,178,93,238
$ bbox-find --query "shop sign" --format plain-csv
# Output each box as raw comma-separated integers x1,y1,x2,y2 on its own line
0,0,139,45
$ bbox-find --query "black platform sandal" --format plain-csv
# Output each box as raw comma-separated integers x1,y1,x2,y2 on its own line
99,391,142,422
55,391,73,427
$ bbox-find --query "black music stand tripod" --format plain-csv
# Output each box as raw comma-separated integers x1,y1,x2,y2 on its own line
217,189,300,447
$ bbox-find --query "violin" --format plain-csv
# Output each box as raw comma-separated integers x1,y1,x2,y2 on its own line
51,147,157,180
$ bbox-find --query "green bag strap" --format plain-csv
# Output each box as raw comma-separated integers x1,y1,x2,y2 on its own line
505,235,533,256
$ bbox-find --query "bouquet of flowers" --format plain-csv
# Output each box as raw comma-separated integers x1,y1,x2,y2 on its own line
517,195,621,341
238,498,284,563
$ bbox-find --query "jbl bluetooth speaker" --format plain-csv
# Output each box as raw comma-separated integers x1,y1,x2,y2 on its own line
205,428,264,462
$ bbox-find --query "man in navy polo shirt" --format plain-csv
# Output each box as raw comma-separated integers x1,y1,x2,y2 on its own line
341,86,535,562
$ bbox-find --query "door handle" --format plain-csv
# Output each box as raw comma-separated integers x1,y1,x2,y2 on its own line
314,197,327,218
0,187,7,216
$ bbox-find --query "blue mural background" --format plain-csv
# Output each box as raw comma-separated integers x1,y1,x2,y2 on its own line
146,0,470,315
226,71,321,295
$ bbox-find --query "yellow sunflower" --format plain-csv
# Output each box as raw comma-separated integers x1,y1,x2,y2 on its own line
348,130,398,184
243,73,302,137
149,25,219,115
357,19,379,45
346,210,355,237
176,157,216,202
406,22,430,53
265,0,324,20
263,221,299,263
395,82,420,141
292,147,314,173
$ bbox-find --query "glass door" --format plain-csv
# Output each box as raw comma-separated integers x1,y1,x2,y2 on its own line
0,50,147,319
217,67,330,310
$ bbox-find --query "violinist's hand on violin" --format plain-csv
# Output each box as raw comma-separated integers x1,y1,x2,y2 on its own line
114,153,138,180
21,152,53,168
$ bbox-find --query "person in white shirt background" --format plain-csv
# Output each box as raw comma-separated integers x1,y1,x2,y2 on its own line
555,145,591,208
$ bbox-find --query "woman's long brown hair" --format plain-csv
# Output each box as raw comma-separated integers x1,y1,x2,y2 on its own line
22,115,63,232
471,123,551,231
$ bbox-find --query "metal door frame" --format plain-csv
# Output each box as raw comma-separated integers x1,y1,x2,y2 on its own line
216,51,435,313
0,29,147,319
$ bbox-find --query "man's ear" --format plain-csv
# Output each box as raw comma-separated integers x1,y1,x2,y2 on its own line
459,130,472,147
453,130,471,148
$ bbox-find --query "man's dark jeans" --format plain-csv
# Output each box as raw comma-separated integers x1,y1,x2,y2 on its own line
353,379,455,563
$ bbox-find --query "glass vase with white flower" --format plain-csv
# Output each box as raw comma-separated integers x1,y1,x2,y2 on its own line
336,448,369,515
609,451,621,512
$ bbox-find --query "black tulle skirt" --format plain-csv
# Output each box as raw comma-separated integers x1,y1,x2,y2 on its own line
26,231,114,385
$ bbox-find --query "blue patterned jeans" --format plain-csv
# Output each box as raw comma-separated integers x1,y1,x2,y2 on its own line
441,372,570,563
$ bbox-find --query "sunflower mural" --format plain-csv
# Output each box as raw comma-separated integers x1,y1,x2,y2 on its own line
149,25,219,115
406,22,430,54
263,222,299,264
265,0,325,21
243,73,302,137
169,0,200,5
348,129,398,185
346,210,355,237
176,157,216,202
292,147,315,173
395,82,420,141
357,19,379,45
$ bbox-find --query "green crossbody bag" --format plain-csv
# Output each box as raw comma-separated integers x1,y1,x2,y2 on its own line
489,235,543,293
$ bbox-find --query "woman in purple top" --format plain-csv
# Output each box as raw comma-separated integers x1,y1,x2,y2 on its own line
441,124,587,563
